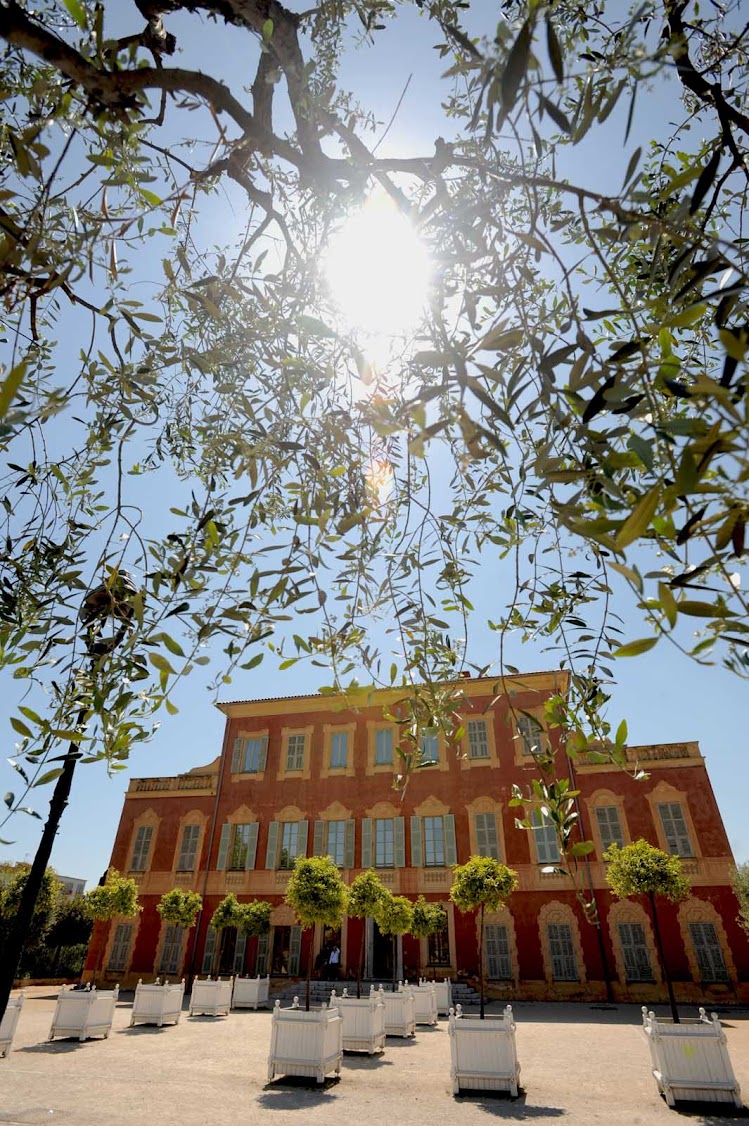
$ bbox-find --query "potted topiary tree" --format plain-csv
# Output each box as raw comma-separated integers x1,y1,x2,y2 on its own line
448,856,520,1095
329,869,387,1053
346,869,387,998
374,892,416,1038
189,893,241,1016
232,900,272,1010
409,896,446,1023
605,839,740,1107
268,856,347,1083
129,888,201,1027
84,868,140,987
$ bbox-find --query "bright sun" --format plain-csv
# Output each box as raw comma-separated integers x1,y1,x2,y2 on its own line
323,193,431,339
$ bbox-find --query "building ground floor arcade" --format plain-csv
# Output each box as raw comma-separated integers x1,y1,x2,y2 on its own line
84,877,749,1006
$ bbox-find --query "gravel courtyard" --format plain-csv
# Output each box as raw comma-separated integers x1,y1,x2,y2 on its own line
1,988,747,1126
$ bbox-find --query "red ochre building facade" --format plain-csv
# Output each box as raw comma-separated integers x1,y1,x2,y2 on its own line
84,672,748,1004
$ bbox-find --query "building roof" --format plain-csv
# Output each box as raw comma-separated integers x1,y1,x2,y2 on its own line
214,669,569,714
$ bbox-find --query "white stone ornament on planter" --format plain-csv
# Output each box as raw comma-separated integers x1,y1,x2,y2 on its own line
448,1004,520,1096
0,993,24,1057
130,979,185,1027
381,983,416,1038
267,997,343,1084
188,976,233,1017
641,1006,742,1108
330,986,386,1054
232,975,270,1010
403,981,437,1026
48,984,119,1042
419,977,452,1015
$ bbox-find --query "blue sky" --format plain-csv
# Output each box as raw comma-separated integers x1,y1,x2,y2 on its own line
1,3,746,885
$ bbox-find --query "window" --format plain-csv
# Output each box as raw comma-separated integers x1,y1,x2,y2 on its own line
313,819,355,867
375,728,393,765
217,821,258,871
423,816,446,867
531,810,560,864
420,730,439,764
265,820,308,869
130,825,153,872
326,821,346,866
280,822,301,869
411,814,457,867
518,714,544,756
330,731,348,769
231,735,268,774
485,924,512,980
596,806,624,852
428,927,451,967
108,923,133,972
475,812,500,859
176,824,200,871
467,719,489,759
689,922,729,982
159,924,184,975
547,923,578,981
618,922,653,982
375,819,394,867
286,733,306,771
657,802,694,857
229,824,254,871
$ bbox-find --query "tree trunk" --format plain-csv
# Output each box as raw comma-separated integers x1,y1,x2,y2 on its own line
357,919,366,999
479,902,485,1020
392,934,397,992
305,928,312,1011
0,736,80,1025
649,891,679,1023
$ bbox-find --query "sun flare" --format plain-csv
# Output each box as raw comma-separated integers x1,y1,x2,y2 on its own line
323,193,431,340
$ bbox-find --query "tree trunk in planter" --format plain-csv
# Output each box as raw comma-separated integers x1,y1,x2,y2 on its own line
649,891,679,1023
306,929,313,1011
479,902,486,1021
357,923,366,1000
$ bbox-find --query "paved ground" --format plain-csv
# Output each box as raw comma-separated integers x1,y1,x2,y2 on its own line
1,987,748,1125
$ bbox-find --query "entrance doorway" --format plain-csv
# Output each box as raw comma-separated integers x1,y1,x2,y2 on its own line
366,918,401,983
271,925,302,975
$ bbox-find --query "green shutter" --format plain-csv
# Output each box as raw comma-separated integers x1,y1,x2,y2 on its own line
231,737,244,772
245,822,259,870
394,817,406,868
289,925,303,975
257,735,268,772
216,823,231,871
313,820,325,856
444,814,457,866
410,816,423,867
344,820,355,869
233,932,247,974
361,818,373,868
298,820,309,858
265,821,279,869
256,933,269,976
201,927,217,974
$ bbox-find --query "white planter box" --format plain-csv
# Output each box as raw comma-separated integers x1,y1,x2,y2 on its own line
419,977,452,1015
232,975,270,1010
267,998,343,1084
642,1007,742,1107
0,993,24,1057
189,976,233,1017
382,986,416,1038
448,1004,520,1095
330,987,386,1053
48,985,119,1042
403,982,437,1026
130,979,185,1027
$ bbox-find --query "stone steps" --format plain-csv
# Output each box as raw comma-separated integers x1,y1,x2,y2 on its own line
269,978,481,1009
